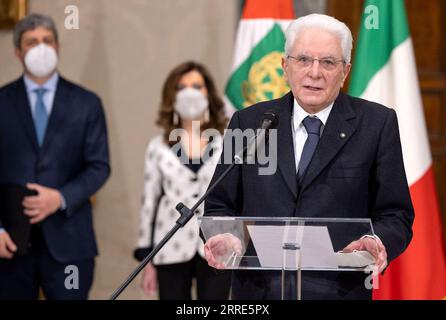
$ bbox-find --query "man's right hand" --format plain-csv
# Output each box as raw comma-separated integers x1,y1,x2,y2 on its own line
204,233,242,270
0,231,17,259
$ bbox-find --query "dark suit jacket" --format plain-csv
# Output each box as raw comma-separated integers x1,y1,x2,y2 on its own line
204,91,414,299
0,76,110,263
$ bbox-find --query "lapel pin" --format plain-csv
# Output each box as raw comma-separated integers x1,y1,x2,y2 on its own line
340,132,346,139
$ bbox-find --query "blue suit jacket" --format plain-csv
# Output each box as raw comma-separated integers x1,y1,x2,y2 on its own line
205,91,414,299
0,76,110,263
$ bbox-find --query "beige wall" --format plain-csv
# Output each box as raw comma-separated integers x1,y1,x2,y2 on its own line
0,0,238,299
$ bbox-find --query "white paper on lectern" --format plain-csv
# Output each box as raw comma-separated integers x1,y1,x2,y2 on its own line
246,225,338,269
335,251,375,267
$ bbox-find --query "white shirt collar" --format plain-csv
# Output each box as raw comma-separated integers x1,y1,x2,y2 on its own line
292,99,334,132
24,72,59,93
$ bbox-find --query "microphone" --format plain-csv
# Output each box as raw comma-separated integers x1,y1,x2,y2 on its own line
260,111,278,130
244,111,278,163
109,111,277,300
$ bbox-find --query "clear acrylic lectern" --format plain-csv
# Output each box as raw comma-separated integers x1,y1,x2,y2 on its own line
199,217,376,300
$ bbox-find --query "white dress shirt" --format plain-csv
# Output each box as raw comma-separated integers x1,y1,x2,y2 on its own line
23,72,59,118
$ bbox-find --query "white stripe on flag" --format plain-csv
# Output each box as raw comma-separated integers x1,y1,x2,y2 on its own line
361,38,431,185
230,19,293,72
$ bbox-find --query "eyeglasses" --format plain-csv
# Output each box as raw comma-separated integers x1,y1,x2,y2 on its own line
287,54,345,71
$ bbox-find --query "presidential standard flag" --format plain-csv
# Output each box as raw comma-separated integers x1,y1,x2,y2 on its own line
224,0,295,116
349,0,446,300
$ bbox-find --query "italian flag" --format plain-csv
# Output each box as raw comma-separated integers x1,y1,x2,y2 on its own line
349,0,446,299
224,0,295,115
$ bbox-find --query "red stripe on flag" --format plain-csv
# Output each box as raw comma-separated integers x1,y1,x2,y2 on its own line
242,0,295,19
373,167,446,299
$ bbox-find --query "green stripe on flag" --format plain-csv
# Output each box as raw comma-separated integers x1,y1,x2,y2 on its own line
349,0,410,97
225,23,289,110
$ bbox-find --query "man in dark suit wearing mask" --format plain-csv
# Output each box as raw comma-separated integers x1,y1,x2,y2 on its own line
0,14,110,299
203,14,414,300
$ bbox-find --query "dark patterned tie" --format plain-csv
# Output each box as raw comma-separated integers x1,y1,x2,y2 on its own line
298,116,322,181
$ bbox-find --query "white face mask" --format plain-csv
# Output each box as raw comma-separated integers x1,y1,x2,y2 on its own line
24,43,58,78
174,87,209,120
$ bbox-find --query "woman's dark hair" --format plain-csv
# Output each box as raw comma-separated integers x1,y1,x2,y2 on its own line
156,61,227,146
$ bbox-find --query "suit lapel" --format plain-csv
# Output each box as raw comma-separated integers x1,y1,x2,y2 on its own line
12,77,39,152
41,77,70,152
300,92,357,192
276,92,298,198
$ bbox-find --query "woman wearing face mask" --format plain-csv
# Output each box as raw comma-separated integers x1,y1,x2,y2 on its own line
134,61,230,300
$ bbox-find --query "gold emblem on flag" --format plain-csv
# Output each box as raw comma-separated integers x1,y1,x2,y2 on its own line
242,51,289,107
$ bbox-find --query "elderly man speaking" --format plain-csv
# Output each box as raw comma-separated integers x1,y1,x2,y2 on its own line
203,14,414,300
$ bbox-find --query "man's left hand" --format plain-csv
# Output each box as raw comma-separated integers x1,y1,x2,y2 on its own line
343,236,388,273
23,183,63,224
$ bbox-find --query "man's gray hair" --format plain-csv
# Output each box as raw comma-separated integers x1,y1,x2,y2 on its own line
13,13,58,49
284,14,353,64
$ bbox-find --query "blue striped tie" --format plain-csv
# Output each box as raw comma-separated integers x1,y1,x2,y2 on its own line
34,88,48,147
298,116,322,181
